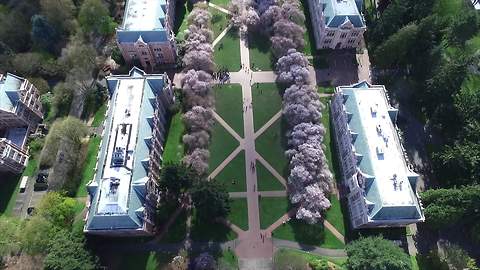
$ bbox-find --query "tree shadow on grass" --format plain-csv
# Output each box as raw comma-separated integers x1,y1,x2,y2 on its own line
190,209,236,242
289,218,329,247
247,32,276,70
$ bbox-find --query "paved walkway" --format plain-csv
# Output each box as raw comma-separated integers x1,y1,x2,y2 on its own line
233,30,274,262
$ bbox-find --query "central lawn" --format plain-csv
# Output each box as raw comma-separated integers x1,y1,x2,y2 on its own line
213,150,246,192
213,84,244,137
248,33,275,71
162,112,185,163
255,118,289,178
208,122,239,173
256,161,285,191
75,136,101,197
214,29,241,72
324,196,346,236
259,196,290,229
209,7,229,39
228,198,249,230
272,218,345,249
251,83,282,132
190,209,237,241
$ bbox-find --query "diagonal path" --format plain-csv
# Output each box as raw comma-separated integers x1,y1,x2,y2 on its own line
212,110,243,142
255,153,287,187
254,110,282,139
212,24,233,47
208,145,243,180
208,2,231,14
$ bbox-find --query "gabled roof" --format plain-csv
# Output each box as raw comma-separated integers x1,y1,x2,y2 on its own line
339,81,423,222
85,68,168,232
117,0,169,43
323,0,365,28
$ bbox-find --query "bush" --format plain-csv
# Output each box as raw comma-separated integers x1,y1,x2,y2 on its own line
27,77,50,95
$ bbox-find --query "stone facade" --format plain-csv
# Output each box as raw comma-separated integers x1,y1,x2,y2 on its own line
308,0,366,49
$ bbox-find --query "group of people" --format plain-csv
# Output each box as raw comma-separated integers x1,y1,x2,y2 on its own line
214,68,230,84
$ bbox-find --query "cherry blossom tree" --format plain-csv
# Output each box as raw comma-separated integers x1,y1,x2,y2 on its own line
283,84,323,126
182,106,213,132
229,0,259,29
181,69,214,109
183,148,210,176
276,49,310,85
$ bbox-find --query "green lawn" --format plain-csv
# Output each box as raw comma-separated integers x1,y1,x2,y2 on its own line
160,210,187,243
210,0,231,8
213,84,244,137
272,218,345,249
75,136,101,197
256,161,285,191
217,250,239,269
190,209,237,242
255,118,289,178
228,198,249,230
209,120,239,172
0,140,41,216
209,7,229,39
91,104,107,128
300,0,318,56
275,249,347,270
251,83,282,131
162,112,185,163
320,97,338,181
324,196,345,236
214,29,241,72
259,196,289,229
248,33,275,71
213,150,246,192
318,86,334,94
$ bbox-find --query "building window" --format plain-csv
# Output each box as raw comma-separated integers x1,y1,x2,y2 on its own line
327,31,335,37
142,51,147,55
340,33,347,39
324,39,332,44
348,39,356,44
351,32,359,37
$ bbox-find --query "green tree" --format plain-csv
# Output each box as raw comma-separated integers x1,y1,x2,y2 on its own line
39,117,88,168
28,77,50,95
78,0,116,36
51,82,73,119
31,15,58,52
40,0,76,34
0,9,31,52
191,181,230,222
36,192,77,228
446,10,478,46
159,163,196,200
43,229,98,270
373,23,418,68
0,217,22,261
420,185,480,230
346,236,411,270
21,216,58,255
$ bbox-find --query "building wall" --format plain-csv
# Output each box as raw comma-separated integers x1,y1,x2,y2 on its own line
0,139,28,174
119,39,176,70
308,0,366,50
331,93,370,229
117,0,177,70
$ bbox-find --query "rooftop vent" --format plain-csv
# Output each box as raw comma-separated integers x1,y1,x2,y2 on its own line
112,147,125,166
